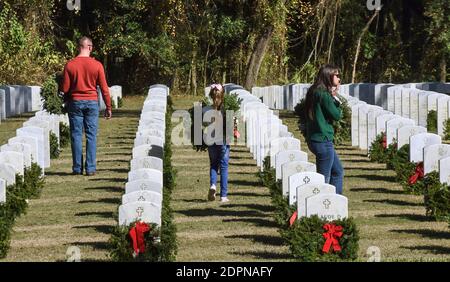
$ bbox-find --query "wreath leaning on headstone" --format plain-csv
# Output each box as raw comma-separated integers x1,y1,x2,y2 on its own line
41,74,67,115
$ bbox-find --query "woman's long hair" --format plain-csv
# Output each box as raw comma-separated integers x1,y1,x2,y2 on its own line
209,84,225,110
304,64,339,120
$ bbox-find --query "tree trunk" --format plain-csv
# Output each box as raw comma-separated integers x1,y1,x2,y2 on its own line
352,10,379,83
191,50,197,95
440,53,447,82
244,26,274,89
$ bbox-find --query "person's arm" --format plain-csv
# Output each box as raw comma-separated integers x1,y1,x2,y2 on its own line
60,65,71,94
320,91,342,121
98,64,112,118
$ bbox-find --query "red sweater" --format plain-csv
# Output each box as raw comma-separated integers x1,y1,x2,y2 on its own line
61,56,112,111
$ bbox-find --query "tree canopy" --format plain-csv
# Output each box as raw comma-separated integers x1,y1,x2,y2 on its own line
0,0,448,94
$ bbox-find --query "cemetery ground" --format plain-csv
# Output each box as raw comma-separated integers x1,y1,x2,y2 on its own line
0,95,449,261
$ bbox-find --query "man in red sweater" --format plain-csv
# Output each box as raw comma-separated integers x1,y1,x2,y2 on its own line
61,36,112,176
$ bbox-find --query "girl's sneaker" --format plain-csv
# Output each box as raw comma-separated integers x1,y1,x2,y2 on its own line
208,185,216,201
220,197,230,203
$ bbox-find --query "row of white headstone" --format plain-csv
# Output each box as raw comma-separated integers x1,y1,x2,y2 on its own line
0,85,43,124
253,82,450,137
347,88,450,185
228,87,349,222
118,84,170,227
0,110,68,204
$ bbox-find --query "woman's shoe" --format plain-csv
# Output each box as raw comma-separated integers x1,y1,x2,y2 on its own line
208,185,216,201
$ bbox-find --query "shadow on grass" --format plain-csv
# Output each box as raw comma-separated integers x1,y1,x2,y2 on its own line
75,211,115,218
225,234,284,246
222,218,279,228
176,208,265,217
391,229,450,240
231,155,254,160
72,224,112,235
108,109,141,118
228,192,266,198
230,250,292,260
96,167,130,174
69,241,110,251
228,162,256,167
45,171,78,176
349,187,405,195
222,203,274,213
347,174,396,182
228,179,261,187
340,158,371,163
400,245,450,255
364,199,423,207
180,199,209,203
98,159,129,164
89,178,126,183
375,213,430,222
84,186,124,193
78,197,121,205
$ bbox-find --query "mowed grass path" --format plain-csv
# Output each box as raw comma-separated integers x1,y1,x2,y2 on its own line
280,111,450,261
0,96,145,261
171,96,290,261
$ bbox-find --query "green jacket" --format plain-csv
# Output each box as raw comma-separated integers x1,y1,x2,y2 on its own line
305,89,342,142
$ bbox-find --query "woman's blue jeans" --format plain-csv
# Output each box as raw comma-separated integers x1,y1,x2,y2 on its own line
68,100,99,174
208,144,230,197
307,140,344,194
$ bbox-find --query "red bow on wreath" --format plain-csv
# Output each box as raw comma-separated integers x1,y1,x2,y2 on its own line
408,162,424,185
322,223,343,253
129,222,151,256
381,134,387,149
289,211,298,227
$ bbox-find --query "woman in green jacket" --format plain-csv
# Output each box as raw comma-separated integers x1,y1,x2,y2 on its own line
304,64,344,194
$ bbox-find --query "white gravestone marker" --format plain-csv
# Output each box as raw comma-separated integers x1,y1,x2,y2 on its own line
121,190,162,207
0,163,16,186
275,150,308,180
423,144,450,174
125,179,163,195
118,201,161,226
306,194,348,221
0,151,24,176
130,156,163,172
297,183,336,218
288,172,325,205
128,168,163,185
281,161,316,196
397,126,427,149
410,133,442,163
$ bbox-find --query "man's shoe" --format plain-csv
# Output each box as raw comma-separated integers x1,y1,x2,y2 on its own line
72,171,82,175
86,172,96,176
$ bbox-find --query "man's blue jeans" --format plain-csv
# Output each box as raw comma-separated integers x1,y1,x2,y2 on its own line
307,140,344,194
68,100,99,174
208,144,230,197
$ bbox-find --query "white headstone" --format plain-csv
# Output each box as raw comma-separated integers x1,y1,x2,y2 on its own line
375,113,396,136
17,126,50,168
128,168,163,185
288,172,325,205
423,144,450,174
281,161,316,196
122,190,162,207
418,92,431,127
351,103,367,147
275,150,308,180
1,143,32,168
9,136,39,165
0,89,5,120
269,137,301,167
358,105,369,150
367,107,386,150
132,144,164,160
397,125,427,149
0,178,5,204
437,96,450,136
409,90,420,125
386,118,415,145
410,133,442,163
0,163,16,186
125,179,163,195
401,88,411,118
130,156,163,172
118,201,161,226
306,194,348,221
297,183,336,218
0,151,24,176
439,156,450,184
